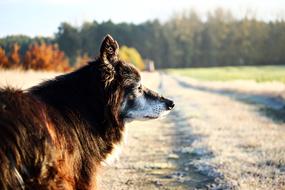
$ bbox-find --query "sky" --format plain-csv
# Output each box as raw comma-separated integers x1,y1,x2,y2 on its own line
1,0,285,37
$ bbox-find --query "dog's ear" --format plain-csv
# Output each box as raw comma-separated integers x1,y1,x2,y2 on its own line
100,34,119,64
98,34,119,87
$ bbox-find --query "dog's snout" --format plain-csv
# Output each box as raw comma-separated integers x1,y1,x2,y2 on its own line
165,99,175,110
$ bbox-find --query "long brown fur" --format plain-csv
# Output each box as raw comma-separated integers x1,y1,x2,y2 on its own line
0,35,141,190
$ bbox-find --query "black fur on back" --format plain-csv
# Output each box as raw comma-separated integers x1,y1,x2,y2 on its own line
0,35,140,190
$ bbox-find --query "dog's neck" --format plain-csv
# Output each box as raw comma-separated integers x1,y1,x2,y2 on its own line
28,64,125,161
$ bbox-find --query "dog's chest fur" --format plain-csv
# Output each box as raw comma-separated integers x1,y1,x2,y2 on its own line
103,128,128,165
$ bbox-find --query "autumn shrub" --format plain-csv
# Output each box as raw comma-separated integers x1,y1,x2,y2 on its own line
0,47,8,68
119,46,145,70
23,43,70,71
8,43,21,68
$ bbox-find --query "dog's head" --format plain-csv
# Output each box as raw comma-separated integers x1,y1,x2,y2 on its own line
98,34,174,122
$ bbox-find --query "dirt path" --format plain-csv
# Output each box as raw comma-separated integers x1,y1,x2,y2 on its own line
99,73,215,190
100,73,285,190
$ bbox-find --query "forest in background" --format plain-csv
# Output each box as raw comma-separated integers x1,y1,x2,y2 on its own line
1,8,285,70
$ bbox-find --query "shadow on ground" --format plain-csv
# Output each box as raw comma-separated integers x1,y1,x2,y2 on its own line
163,111,216,189
153,73,217,189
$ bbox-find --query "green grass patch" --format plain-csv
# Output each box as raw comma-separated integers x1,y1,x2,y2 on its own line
166,65,285,83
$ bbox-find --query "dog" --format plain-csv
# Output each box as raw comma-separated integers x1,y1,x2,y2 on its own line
0,35,174,190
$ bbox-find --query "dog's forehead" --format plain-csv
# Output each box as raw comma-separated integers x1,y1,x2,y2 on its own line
119,62,141,84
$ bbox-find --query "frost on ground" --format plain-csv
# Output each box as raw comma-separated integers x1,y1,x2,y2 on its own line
163,74,285,190
1,69,285,190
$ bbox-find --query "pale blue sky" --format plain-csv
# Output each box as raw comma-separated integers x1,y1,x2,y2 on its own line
1,0,285,37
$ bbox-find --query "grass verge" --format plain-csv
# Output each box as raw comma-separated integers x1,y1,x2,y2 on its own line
166,65,285,83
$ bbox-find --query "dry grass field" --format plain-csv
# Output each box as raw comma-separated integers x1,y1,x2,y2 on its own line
0,69,285,190
0,69,59,89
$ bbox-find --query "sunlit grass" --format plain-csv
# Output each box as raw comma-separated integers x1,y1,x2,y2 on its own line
0,69,60,89
167,65,285,83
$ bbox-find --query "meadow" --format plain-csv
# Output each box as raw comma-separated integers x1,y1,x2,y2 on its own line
167,65,285,83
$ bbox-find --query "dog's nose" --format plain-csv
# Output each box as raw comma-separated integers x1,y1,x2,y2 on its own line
166,100,175,110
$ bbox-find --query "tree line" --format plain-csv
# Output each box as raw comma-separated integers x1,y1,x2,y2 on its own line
1,8,285,69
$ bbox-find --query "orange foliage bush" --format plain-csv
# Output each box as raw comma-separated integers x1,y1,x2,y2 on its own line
119,46,145,70
0,47,9,68
23,43,70,71
8,43,21,68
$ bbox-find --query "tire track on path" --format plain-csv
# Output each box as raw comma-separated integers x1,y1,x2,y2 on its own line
165,73,285,190
99,73,216,190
